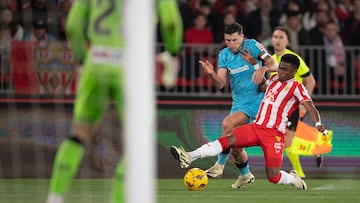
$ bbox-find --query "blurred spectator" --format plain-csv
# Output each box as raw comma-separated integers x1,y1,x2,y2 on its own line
282,10,310,52
309,10,330,45
335,0,353,26
278,0,305,25
0,7,23,89
213,11,235,44
178,0,193,30
182,12,214,79
245,0,280,47
57,0,72,41
303,0,338,31
244,0,259,15
0,0,21,25
213,0,245,16
198,0,216,31
21,0,58,38
341,0,360,45
323,20,345,83
23,19,56,42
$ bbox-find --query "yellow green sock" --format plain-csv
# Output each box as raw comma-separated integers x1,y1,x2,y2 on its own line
285,148,305,178
111,160,125,203
48,138,84,195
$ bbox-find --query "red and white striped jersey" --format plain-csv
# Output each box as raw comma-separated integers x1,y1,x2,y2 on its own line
255,74,312,133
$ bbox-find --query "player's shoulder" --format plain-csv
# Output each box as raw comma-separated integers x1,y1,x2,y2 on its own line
243,39,258,47
218,47,232,56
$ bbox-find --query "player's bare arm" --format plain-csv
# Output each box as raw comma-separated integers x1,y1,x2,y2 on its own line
252,54,278,85
302,100,326,133
240,50,269,89
199,60,227,89
299,73,316,117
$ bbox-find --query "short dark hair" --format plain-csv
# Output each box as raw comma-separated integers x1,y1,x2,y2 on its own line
280,54,300,69
273,26,289,38
224,23,243,35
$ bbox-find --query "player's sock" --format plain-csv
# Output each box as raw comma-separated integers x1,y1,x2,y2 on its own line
216,148,230,165
48,137,84,197
277,170,296,185
111,159,125,203
235,160,250,176
285,148,305,178
188,140,223,160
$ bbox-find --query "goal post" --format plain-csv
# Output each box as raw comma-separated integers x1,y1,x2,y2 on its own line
123,0,156,203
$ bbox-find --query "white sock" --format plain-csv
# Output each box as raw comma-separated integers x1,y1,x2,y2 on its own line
188,140,223,161
46,194,64,203
277,170,296,185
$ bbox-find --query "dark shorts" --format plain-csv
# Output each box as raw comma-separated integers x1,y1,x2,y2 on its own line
287,107,299,131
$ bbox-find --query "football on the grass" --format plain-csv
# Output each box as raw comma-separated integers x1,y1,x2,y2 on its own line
183,168,208,191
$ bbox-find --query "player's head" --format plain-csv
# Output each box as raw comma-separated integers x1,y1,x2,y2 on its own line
223,23,244,53
278,54,299,81
271,26,289,53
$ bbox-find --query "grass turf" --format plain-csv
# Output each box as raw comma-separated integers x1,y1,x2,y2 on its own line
0,179,359,203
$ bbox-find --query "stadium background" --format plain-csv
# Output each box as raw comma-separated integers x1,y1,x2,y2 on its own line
0,101,359,179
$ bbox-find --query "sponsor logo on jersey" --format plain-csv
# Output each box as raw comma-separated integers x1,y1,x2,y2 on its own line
228,65,249,74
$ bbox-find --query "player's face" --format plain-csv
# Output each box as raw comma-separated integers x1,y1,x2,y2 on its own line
271,30,288,53
224,32,244,53
278,61,297,81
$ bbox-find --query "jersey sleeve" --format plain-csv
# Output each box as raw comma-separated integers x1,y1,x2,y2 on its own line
65,0,89,62
157,0,183,56
294,83,312,103
297,56,311,77
248,39,272,64
217,49,227,69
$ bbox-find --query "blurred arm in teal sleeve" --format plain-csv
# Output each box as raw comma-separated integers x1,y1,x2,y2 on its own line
65,0,89,63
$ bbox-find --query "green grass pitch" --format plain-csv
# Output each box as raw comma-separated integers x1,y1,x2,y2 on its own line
0,178,359,203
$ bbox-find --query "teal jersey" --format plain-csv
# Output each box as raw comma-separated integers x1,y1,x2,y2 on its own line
66,0,123,62
217,39,267,120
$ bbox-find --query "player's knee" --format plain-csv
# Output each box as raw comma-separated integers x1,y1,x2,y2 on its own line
230,148,243,157
222,120,232,135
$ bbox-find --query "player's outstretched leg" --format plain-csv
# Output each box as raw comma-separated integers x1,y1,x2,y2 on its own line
46,137,85,203
289,170,307,190
170,146,191,168
170,140,224,169
268,169,307,190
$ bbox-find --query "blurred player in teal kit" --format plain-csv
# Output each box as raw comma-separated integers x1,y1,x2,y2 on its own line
45,0,182,203
199,23,277,188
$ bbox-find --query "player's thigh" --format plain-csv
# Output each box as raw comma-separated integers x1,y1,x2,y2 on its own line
231,124,260,148
259,128,285,168
73,63,111,124
222,111,249,133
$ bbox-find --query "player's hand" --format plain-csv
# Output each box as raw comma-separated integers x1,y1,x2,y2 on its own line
199,60,215,75
316,123,327,136
240,49,257,65
158,51,179,89
252,68,266,85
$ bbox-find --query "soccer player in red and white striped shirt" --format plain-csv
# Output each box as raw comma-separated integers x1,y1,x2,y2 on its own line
170,54,327,190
